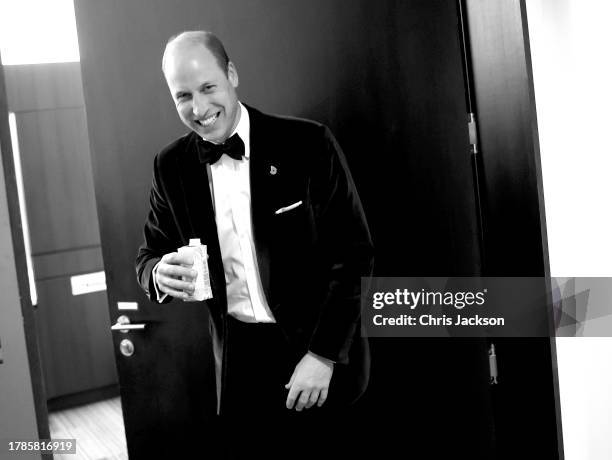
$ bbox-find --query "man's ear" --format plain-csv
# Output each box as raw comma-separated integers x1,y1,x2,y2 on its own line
227,61,239,88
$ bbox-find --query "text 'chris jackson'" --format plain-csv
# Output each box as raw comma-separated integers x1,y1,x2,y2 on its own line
369,288,505,328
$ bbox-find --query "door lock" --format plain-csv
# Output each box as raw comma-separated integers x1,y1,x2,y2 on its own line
119,339,135,357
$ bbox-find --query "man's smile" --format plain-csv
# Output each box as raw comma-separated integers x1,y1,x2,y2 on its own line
195,111,220,127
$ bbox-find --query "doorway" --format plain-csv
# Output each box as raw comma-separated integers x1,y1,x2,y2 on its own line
0,0,128,458
75,0,494,458
1,1,563,459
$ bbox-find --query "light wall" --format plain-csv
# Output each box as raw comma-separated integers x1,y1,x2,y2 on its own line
0,129,41,459
527,1,612,459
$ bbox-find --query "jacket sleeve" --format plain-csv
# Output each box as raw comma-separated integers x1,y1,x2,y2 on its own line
307,126,374,364
135,154,179,304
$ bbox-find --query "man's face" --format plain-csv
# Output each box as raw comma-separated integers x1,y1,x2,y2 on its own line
164,44,240,144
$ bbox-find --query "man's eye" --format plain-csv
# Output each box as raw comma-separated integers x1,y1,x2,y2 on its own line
204,85,215,92
177,93,190,101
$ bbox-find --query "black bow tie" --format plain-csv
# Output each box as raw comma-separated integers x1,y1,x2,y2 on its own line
197,133,245,164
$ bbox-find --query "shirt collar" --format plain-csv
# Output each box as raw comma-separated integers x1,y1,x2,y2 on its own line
230,102,250,159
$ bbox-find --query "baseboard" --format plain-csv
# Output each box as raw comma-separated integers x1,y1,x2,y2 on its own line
48,384,120,412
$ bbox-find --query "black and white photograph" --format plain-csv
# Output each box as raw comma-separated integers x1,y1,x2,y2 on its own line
0,0,610,459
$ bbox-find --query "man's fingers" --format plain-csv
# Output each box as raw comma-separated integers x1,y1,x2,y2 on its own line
161,276,194,293
163,251,194,266
159,264,196,281
305,390,319,409
160,285,189,299
286,386,300,410
295,390,311,412
158,252,197,282
317,388,328,407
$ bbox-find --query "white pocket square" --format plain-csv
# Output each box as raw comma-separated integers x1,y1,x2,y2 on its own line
274,200,303,215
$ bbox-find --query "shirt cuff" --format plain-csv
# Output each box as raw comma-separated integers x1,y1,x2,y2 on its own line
152,261,168,303
307,350,336,365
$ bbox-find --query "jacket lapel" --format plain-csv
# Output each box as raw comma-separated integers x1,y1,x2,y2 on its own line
247,105,276,307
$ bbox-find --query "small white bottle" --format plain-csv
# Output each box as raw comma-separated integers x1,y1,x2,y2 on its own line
177,238,213,301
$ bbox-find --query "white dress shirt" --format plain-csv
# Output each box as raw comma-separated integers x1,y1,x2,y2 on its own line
154,102,275,323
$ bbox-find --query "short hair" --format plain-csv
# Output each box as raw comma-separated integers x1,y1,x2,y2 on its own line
162,30,230,75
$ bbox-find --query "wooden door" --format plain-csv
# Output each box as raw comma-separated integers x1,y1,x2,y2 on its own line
464,1,563,457
73,0,523,458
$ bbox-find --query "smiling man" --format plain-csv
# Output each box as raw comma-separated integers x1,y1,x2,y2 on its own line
162,33,239,144
136,30,373,458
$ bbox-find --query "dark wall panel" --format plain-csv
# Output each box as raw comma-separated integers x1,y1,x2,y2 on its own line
16,108,99,254
34,247,103,281
35,279,116,399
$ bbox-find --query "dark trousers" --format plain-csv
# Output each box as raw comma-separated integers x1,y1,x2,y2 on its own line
221,316,347,460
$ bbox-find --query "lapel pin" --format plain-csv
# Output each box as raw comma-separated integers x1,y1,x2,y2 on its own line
269,165,278,176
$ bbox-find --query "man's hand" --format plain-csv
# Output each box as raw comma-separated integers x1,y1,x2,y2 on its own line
285,352,334,411
155,252,197,299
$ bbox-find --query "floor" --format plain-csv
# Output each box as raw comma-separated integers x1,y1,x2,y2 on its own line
48,397,128,460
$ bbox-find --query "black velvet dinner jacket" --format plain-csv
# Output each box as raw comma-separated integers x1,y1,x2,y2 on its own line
136,104,374,410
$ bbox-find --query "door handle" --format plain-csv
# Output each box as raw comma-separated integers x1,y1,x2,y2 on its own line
111,315,146,333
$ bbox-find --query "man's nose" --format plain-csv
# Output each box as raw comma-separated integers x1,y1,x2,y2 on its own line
192,94,208,117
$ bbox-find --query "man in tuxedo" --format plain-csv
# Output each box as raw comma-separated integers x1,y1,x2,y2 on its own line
136,30,373,456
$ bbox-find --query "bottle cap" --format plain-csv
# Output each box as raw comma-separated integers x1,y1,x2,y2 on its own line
189,238,201,246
